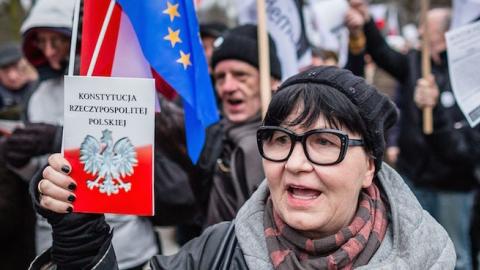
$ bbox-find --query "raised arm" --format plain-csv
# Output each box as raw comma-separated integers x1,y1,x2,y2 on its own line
347,0,410,81
414,76,480,164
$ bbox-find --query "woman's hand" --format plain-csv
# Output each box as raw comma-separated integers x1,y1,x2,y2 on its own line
38,153,77,214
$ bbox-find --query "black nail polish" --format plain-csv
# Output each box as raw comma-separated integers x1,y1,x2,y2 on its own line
61,165,71,174
67,195,76,202
66,206,73,213
68,183,77,191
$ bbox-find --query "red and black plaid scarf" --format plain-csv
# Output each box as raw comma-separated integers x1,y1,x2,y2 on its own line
264,183,388,270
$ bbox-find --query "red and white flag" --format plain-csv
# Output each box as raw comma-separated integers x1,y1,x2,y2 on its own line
80,0,176,100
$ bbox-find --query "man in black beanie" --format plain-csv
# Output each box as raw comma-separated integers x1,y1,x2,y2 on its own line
210,24,281,122
163,24,284,245
199,22,227,73
194,24,282,227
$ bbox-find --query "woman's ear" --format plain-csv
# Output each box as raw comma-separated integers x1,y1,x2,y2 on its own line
361,156,375,188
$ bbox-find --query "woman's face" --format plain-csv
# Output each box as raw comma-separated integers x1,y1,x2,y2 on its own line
264,109,375,238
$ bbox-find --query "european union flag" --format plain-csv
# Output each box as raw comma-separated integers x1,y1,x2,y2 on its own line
116,0,219,162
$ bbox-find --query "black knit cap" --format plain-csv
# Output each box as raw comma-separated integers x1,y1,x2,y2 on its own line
200,22,227,39
278,66,398,174
0,42,22,68
211,24,282,80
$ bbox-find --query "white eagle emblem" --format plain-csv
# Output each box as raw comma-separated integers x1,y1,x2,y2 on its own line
79,129,138,195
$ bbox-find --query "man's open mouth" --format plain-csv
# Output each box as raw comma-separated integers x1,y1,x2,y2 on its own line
227,98,243,106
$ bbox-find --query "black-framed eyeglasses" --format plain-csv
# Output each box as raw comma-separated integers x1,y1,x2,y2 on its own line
257,126,364,166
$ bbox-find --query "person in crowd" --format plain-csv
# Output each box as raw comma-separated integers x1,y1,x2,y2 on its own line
347,1,480,269
0,1,160,269
310,47,339,67
29,66,455,269
199,22,228,74
198,21,228,111
414,70,480,270
0,42,37,119
0,41,38,270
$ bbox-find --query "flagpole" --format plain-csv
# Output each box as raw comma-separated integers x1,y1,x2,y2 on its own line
421,0,433,134
87,0,116,76
257,0,271,119
68,0,82,76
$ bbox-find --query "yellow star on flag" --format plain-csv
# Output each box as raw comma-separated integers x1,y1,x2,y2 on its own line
163,2,180,22
164,27,182,47
176,50,192,70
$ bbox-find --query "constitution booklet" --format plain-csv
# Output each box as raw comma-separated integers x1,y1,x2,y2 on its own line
63,76,155,215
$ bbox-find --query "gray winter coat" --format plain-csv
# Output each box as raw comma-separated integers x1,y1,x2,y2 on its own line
235,163,456,269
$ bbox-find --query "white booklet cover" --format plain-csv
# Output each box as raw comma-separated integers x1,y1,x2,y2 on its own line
63,76,155,215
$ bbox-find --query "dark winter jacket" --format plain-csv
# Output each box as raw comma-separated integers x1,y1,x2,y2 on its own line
363,18,480,191
151,113,264,228
29,164,456,269
0,83,37,269
0,81,36,120
0,164,36,269
203,115,264,227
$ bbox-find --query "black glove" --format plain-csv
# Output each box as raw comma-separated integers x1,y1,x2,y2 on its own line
0,137,6,165
29,168,113,269
4,123,60,167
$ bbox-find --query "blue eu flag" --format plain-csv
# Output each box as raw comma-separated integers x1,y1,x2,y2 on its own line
117,0,220,163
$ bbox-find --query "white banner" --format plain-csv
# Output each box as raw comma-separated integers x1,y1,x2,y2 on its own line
303,0,349,68
446,21,480,127
451,0,480,29
237,0,311,80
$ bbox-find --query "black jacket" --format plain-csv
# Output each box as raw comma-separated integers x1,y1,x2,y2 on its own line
150,221,247,270
0,164,36,270
203,116,264,227
364,18,480,191
29,211,248,270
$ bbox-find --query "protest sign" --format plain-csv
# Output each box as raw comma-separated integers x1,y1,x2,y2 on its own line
446,20,480,127
303,0,349,68
63,75,155,215
237,0,311,79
